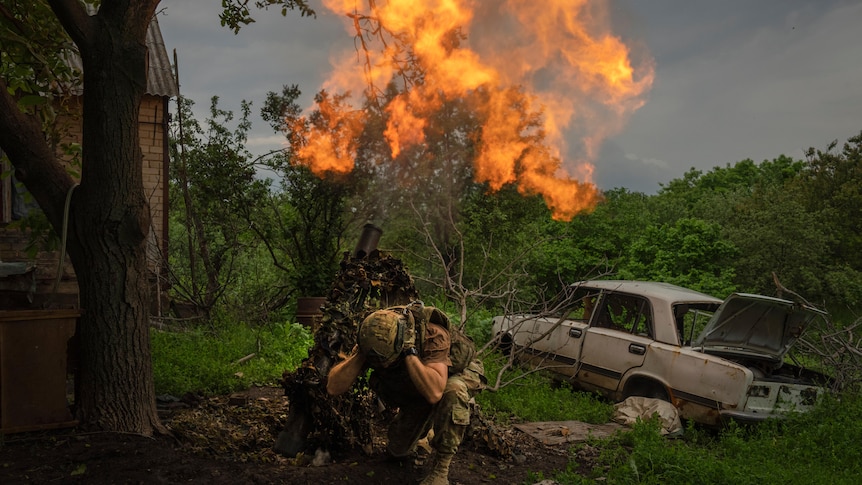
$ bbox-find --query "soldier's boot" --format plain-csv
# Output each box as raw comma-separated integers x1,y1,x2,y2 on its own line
419,452,453,485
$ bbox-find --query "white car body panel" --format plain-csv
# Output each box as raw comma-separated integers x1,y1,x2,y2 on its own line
492,280,830,426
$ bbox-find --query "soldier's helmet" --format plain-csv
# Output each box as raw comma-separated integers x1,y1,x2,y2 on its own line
358,309,407,368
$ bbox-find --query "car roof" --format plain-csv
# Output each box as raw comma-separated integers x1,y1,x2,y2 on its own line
570,280,723,306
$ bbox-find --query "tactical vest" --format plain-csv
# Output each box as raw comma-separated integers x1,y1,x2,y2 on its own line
395,303,477,375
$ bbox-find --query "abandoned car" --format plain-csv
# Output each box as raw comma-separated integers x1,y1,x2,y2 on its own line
492,280,831,426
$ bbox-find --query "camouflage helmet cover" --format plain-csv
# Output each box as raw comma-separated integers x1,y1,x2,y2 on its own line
358,309,408,367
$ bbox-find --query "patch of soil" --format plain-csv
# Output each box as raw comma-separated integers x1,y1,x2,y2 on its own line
0,387,587,484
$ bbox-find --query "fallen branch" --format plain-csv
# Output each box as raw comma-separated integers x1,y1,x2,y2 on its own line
232,353,256,366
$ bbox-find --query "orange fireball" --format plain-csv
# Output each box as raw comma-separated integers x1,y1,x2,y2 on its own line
301,0,654,220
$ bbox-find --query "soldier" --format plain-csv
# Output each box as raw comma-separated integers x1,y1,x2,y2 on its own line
326,302,484,485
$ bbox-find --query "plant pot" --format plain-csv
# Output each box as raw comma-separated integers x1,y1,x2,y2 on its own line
296,296,326,328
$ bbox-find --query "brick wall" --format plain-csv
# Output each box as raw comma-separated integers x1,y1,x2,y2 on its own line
0,94,170,310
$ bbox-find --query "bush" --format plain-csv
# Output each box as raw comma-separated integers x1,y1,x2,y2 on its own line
463,310,496,346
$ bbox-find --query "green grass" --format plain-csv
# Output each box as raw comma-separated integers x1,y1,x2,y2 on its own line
472,347,862,485
476,353,614,424
151,316,862,485
151,320,313,396
546,393,862,485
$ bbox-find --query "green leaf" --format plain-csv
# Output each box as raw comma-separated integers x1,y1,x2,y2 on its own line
18,95,47,107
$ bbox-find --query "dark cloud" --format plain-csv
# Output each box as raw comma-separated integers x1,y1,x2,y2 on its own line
607,0,862,188
159,0,862,190
594,139,672,194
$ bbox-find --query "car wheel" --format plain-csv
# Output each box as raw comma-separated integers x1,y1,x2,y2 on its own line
498,333,513,356
624,379,670,402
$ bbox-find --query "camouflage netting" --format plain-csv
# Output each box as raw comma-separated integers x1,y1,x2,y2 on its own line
277,248,516,459
277,249,419,456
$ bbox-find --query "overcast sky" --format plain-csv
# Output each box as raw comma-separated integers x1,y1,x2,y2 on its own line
158,0,862,194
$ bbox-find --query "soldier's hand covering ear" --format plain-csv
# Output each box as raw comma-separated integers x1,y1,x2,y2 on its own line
353,343,367,356
401,307,416,351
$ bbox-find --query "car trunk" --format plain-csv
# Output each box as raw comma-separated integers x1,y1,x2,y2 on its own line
693,293,830,419
694,293,826,364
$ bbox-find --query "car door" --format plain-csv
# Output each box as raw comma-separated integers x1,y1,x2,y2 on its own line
515,287,594,376
534,287,596,377
575,291,653,393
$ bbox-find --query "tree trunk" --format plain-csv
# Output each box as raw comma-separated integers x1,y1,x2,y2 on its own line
2,0,166,435
65,0,163,435
0,0,166,435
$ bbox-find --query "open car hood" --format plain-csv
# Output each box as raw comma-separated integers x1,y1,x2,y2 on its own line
694,293,827,362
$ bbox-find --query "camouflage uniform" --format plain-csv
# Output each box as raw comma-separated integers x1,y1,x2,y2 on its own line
369,323,485,457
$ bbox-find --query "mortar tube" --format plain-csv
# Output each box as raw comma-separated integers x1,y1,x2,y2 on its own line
353,223,382,259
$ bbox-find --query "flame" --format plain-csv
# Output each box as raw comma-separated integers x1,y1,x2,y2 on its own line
303,0,653,220
383,91,428,159
290,92,364,175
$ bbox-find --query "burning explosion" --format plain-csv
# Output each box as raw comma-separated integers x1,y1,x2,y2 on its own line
294,0,654,221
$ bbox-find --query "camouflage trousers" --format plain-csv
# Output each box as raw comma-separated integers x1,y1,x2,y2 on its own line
383,360,485,457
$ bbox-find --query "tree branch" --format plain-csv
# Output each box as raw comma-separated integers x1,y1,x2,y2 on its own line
47,0,93,48
0,78,74,227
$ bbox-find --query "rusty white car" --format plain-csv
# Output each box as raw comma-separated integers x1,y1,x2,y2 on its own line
492,280,831,425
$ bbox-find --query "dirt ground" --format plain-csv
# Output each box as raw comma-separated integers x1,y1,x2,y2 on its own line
0,386,593,484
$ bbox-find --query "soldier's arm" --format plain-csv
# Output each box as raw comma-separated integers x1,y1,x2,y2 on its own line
326,346,366,396
404,357,448,404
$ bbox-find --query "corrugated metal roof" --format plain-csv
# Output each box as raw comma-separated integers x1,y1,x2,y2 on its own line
145,16,178,97
65,13,177,98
